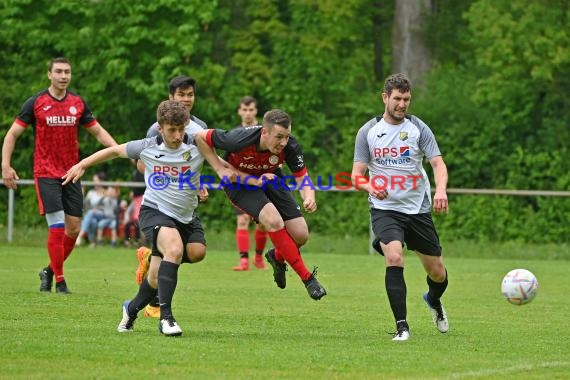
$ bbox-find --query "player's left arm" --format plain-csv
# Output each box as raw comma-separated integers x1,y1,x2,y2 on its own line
294,174,317,213
429,155,448,214
86,122,118,148
284,137,317,213
194,130,236,183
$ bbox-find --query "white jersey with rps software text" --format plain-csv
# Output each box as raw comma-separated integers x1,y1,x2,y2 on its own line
353,115,441,214
126,136,204,223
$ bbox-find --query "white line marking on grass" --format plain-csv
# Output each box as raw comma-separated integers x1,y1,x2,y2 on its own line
446,361,570,379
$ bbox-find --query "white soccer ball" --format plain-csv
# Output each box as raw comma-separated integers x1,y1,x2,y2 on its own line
501,269,538,305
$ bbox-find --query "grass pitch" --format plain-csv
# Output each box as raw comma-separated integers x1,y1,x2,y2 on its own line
0,243,569,380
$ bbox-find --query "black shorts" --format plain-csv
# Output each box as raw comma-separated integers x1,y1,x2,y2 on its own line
35,177,83,217
370,208,442,256
139,205,206,264
224,185,302,222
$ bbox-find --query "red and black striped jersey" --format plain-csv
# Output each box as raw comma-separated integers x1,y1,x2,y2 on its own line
15,89,98,178
204,126,308,178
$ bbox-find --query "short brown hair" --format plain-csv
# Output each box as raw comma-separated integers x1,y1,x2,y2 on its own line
262,109,291,131
239,96,257,107
156,100,189,127
383,73,412,96
48,57,71,72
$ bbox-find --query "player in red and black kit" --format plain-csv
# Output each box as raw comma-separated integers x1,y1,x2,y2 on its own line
1,57,117,294
231,96,268,271
195,109,327,300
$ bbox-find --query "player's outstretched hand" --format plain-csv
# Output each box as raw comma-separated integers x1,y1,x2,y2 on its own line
62,163,86,185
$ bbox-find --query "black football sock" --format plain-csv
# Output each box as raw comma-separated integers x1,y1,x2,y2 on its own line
385,266,407,323
128,278,158,316
426,269,448,307
149,296,159,307
239,252,249,259
157,261,180,319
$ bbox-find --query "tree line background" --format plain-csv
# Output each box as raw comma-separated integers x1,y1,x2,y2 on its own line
0,0,568,243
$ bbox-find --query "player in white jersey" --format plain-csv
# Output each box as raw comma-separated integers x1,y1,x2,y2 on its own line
63,100,238,336
134,75,209,318
351,73,450,341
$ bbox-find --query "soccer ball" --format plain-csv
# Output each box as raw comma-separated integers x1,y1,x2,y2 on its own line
501,269,538,305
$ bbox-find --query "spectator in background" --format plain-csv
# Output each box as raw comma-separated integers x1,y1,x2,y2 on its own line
123,164,146,247
76,172,107,247
95,186,121,247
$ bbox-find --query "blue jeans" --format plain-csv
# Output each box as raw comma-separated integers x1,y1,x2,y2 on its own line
81,210,104,242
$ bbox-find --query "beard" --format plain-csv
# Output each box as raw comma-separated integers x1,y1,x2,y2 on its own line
387,107,405,122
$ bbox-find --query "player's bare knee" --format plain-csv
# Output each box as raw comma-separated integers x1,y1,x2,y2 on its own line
291,231,309,246
186,245,206,263
384,251,404,267
162,249,183,264
429,267,447,282
236,214,250,229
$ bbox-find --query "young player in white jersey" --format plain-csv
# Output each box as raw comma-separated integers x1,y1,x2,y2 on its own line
351,73,450,341
134,75,209,319
63,100,237,336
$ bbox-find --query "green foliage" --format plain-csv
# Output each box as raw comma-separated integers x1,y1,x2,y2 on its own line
1,0,568,242
414,0,570,242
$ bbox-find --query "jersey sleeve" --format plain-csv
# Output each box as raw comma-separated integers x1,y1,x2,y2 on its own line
413,116,441,160
191,115,209,129
284,136,307,177
126,137,156,160
206,127,260,152
79,99,98,127
14,96,37,127
353,122,373,163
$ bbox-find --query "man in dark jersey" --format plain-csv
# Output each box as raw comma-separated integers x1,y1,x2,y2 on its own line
231,96,268,271
195,109,327,300
1,57,117,294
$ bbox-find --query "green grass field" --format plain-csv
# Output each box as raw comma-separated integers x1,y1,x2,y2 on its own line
1,242,569,380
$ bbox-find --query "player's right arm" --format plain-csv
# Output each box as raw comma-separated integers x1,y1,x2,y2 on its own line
351,162,389,200
62,144,128,185
1,122,27,189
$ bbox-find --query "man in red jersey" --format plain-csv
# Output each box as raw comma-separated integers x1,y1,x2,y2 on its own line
1,57,117,294
195,109,327,300
231,96,268,271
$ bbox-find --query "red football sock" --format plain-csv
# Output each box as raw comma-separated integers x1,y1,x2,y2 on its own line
254,229,268,254
236,229,250,255
268,228,311,281
47,227,65,283
63,234,76,261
